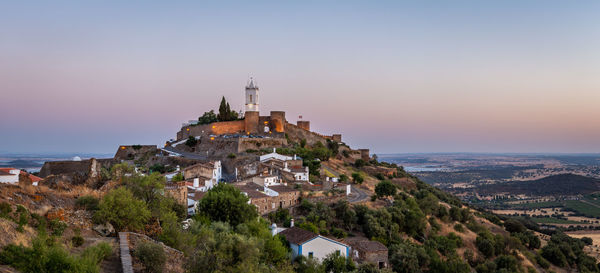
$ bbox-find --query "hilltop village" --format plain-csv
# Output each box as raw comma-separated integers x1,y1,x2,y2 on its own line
0,80,599,273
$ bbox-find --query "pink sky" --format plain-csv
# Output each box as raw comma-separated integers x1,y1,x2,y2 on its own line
1,1,599,154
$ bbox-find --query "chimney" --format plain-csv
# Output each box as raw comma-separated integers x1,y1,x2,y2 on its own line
290,218,294,227
176,165,180,171
273,148,276,153
193,178,199,188
294,154,297,160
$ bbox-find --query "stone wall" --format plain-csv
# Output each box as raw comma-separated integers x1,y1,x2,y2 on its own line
297,121,310,131
244,111,260,133
165,182,187,207
114,145,158,161
270,111,286,133
237,138,287,153
210,120,245,135
126,232,185,273
182,163,214,180
285,123,329,146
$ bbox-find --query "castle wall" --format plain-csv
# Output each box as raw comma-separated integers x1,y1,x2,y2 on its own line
209,120,245,135
285,123,329,146
114,145,158,161
237,138,287,152
359,149,370,161
270,111,286,133
297,121,310,131
244,111,260,134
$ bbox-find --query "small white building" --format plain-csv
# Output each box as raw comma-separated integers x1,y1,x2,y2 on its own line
0,168,20,184
0,168,40,186
260,148,298,162
278,227,349,261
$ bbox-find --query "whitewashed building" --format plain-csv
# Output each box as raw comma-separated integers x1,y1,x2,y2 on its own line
0,168,20,184
278,227,349,261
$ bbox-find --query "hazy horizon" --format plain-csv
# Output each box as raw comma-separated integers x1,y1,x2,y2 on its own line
2,1,599,155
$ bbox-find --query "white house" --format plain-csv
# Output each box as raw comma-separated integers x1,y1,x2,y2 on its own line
0,168,20,184
0,168,41,186
260,148,298,162
278,227,349,261
284,165,309,182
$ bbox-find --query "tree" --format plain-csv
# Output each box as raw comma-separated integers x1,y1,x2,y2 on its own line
354,159,366,168
217,97,239,121
134,242,166,273
351,172,364,184
185,136,198,147
198,110,218,125
375,180,396,198
195,184,258,226
93,187,151,231
321,252,355,273
124,173,166,204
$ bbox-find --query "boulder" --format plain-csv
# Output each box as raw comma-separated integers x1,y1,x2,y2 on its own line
93,222,115,237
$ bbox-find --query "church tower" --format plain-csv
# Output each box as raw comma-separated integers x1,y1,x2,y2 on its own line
245,78,259,113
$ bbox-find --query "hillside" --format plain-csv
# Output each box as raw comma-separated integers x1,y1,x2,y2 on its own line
477,173,600,196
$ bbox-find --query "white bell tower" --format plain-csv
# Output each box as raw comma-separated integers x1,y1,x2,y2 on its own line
245,77,259,113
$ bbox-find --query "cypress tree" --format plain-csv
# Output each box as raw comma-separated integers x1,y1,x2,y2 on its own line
218,96,227,121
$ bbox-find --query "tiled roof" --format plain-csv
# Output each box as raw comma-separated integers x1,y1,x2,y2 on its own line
344,237,388,252
268,185,298,193
28,174,41,182
278,227,317,245
0,170,11,176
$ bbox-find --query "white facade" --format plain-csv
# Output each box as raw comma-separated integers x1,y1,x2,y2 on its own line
260,148,295,162
245,78,259,112
0,169,20,184
293,236,349,261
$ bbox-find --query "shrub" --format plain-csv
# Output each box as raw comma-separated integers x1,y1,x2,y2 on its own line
134,242,166,273
93,187,151,231
351,172,364,184
354,159,366,168
195,184,258,227
49,219,67,237
75,195,100,211
185,136,197,147
375,180,396,198
0,202,11,218
72,235,84,247
374,173,385,180
454,223,464,233
342,150,350,158
227,153,237,159
339,174,349,182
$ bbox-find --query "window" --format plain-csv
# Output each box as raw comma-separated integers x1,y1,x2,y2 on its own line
249,94,252,102
336,250,341,255
308,252,313,258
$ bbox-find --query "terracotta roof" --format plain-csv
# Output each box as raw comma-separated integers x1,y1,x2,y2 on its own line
28,174,41,182
0,170,11,176
344,237,388,252
278,227,318,245
243,189,269,199
268,185,298,193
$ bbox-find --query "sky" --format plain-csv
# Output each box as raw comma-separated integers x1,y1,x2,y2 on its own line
1,1,599,155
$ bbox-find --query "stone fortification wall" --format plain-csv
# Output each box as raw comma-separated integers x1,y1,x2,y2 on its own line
245,111,260,134
210,120,245,135
114,145,158,161
125,232,185,273
195,137,239,157
270,111,286,133
297,121,310,131
285,123,329,146
39,158,117,178
237,138,287,152
178,120,245,140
